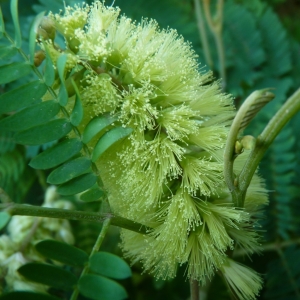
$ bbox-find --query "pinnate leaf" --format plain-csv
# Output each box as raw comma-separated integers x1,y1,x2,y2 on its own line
0,100,60,132
18,263,77,290
92,127,133,162
80,188,104,202
57,173,97,195
14,119,72,145
0,212,10,230
35,240,88,267
83,114,118,144
29,138,83,169
47,157,91,184
89,252,132,279
78,274,127,300
0,80,47,114
0,62,32,85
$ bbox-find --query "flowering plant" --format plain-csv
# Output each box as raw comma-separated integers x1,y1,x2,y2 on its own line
0,1,300,299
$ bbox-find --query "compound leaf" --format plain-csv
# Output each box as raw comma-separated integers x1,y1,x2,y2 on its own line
14,119,72,145
47,157,91,184
29,138,83,169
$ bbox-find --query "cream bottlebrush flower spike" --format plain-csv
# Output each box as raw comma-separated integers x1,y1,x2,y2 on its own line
42,2,268,299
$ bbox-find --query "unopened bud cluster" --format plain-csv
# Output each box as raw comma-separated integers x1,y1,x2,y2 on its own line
36,2,269,299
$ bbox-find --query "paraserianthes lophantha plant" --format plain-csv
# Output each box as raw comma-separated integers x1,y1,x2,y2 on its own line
37,1,268,299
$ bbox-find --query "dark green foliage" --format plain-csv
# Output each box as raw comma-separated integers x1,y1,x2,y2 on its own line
47,157,92,185
264,246,300,300
18,263,78,290
29,138,83,169
35,239,89,267
0,291,60,300
78,274,128,300
89,252,132,279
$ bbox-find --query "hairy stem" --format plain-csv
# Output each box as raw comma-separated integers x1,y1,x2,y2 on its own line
70,218,111,300
194,0,213,69
190,279,200,300
0,203,150,234
237,87,300,206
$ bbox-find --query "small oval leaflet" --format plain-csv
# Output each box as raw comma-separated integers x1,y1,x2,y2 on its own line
78,274,127,300
70,80,84,126
0,100,60,132
44,46,55,86
35,239,89,267
92,127,133,162
57,54,68,106
0,80,47,114
82,114,118,144
0,45,18,60
57,173,97,195
89,252,132,279
47,157,91,185
29,138,83,170
0,291,60,300
80,188,105,202
14,119,72,145
0,62,32,85
18,263,77,291
0,212,10,230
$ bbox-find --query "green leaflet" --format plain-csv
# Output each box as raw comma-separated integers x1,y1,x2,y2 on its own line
0,6,5,33
57,173,97,195
29,138,83,170
0,212,10,230
0,80,47,114
80,188,104,202
92,127,133,162
14,119,72,145
35,240,89,267
0,292,60,300
70,80,84,126
0,100,60,132
78,274,127,300
29,11,45,65
43,46,55,86
82,114,118,144
47,157,91,184
89,252,132,280
57,54,68,106
18,263,77,291
0,45,18,60
10,0,22,48
0,62,32,85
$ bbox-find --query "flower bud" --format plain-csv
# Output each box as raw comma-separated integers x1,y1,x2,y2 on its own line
34,50,45,67
39,17,56,41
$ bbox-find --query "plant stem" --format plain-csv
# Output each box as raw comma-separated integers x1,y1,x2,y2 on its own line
0,203,150,234
238,87,300,206
203,0,226,91
194,0,213,69
70,218,111,300
190,279,200,300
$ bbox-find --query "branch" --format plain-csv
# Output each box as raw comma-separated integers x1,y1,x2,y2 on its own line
203,0,226,90
194,0,213,69
237,87,300,206
0,203,150,234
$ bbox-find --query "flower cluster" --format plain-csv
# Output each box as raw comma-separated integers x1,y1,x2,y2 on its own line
43,2,269,299
0,187,74,293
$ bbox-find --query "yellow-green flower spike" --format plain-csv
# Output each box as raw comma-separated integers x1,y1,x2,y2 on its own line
42,2,269,298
